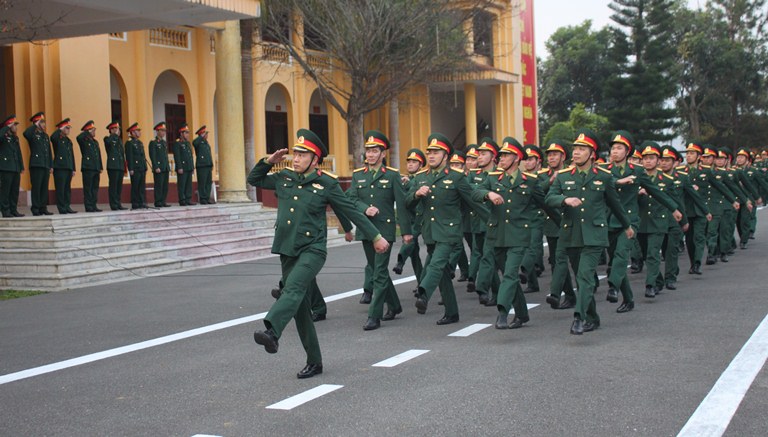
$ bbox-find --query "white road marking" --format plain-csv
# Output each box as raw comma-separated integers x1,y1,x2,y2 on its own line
266,384,344,410
448,323,493,337
191,434,222,437
677,313,768,437
324,276,417,303
509,303,541,315
372,349,430,367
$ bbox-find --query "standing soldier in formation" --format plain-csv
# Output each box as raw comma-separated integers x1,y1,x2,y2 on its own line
104,121,127,211
51,118,77,214
545,129,632,334
125,123,148,210
0,115,24,217
248,128,388,379
193,125,215,204
149,122,171,207
174,124,196,206
346,130,412,331
23,112,53,216
76,120,103,212
392,148,426,282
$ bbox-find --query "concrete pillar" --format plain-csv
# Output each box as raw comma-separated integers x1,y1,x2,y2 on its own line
215,20,250,203
464,83,477,147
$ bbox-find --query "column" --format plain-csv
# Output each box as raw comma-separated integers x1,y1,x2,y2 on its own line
464,83,477,146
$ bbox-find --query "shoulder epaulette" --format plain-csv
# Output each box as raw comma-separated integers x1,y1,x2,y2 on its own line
353,167,365,173
596,166,612,174
321,170,338,179
597,162,610,166
662,172,674,179
700,164,711,169
677,170,688,176
522,171,538,179
385,166,399,172
538,168,550,175
415,168,429,175
450,167,464,173
676,165,687,170
488,171,503,176
559,166,574,174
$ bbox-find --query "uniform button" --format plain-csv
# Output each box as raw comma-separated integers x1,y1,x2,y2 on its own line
581,208,585,212
293,196,298,200
524,224,528,227
432,185,436,188
564,224,568,228
582,187,586,190
287,220,291,224
507,199,511,203
506,210,510,213
386,219,391,223
449,223,454,226
581,198,585,201
290,208,294,212
505,219,509,223
628,210,632,213
298,185,302,189
371,185,374,188
431,217,435,221
430,207,434,210
306,232,311,236
430,196,435,199
581,219,585,222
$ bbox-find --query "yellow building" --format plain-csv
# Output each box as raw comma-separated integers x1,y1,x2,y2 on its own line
1,0,530,205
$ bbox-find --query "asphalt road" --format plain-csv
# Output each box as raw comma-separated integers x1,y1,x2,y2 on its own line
1,215,767,437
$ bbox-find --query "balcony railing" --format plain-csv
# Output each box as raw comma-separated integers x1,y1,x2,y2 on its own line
149,27,191,50
261,43,291,64
109,32,126,41
269,155,336,174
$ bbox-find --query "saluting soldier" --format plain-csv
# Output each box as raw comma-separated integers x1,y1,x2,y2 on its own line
0,115,24,217
193,125,215,204
406,133,480,325
125,123,148,210
76,120,103,212
545,129,633,335
248,128,388,379
51,118,77,214
346,130,413,330
23,112,54,216
149,122,171,207
173,124,196,206
104,120,127,210
392,148,426,283
698,145,738,266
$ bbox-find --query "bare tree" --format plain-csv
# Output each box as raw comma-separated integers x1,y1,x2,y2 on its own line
259,0,494,166
0,0,69,44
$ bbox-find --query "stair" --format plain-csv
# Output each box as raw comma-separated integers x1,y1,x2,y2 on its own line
0,203,346,291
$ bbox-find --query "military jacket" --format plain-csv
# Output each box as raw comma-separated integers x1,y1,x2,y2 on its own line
76,131,103,171
601,162,678,229
402,176,423,237
346,165,412,242
638,171,677,233
51,130,75,171
0,126,24,172
173,140,195,172
664,170,709,228
23,125,52,169
247,158,381,258
538,168,563,238
472,169,557,248
148,138,170,172
739,165,768,199
684,164,737,215
734,167,760,201
545,165,630,248
466,169,493,234
125,138,147,172
192,136,213,168
104,134,125,171
719,168,748,212
406,166,483,245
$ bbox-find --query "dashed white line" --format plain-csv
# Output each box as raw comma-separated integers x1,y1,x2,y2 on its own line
448,323,493,337
509,303,541,315
372,349,430,367
266,384,344,410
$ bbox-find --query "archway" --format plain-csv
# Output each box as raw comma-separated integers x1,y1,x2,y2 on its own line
264,83,292,154
109,65,128,138
152,70,192,145
308,88,329,152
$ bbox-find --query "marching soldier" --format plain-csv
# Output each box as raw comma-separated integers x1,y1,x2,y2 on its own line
717,148,754,259
193,125,215,204
678,143,716,274
346,130,413,330
149,122,171,207
23,112,54,216
392,148,426,282
125,123,148,210
0,115,24,217
734,147,767,248
248,128,388,379
173,124,196,206
521,144,545,293
76,120,103,212
51,118,77,214
104,121,127,210
406,133,479,325
545,129,632,335
698,145,738,266
448,151,470,282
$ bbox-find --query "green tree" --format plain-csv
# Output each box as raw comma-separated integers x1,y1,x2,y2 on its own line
542,103,610,148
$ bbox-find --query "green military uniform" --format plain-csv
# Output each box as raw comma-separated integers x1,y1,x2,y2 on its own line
173,125,195,205
248,128,382,377
51,119,76,214
104,121,126,210
193,126,214,204
75,121,103,212
734,147,768,248
447,151,470,281
393,148,426,282
545,129,631,334
125,123,148,209
346,130,413,329
0,115,24,217
717,150,750,259
520,145,545,293
406,133,481,324
149,122,170,207
23,112,53,215
696,146,738,265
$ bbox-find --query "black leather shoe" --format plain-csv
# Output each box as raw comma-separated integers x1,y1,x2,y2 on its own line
508,315,529,329
436,314,459,325
524,286,539,294
270,288,282,299
32,211,42,216
644,286,656,298
616,301,635,313
606,287,619,303
706,255,716,265
720,254,729,262
382,306,402,321
546,294,560,309
187,202,198,206
630,260,643,274
519,272,528,285
297,363,323,379
2,212,13,217
415,297,427,314
363,318,381,331
570,318,584,335
692,262,702,275
117,205,128,210
484,297,497,307
162,203,171,207
583,320,600,332
311,313,326,322
739,241,748,249
457,273,468,282
495,313,508,329
253,329,279,353
66,208,77,214
359,289,372,304
42,210,54,215
478,292,490,305
94,208,103,212
558,297,576,310
665,282,677,290
437,299,444,306
11,211,25,217
466,281,476,293
392,261,404,275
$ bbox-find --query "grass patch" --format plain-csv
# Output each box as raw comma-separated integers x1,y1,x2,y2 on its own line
0,290,48,301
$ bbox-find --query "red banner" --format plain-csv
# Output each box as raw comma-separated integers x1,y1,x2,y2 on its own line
520,0,538,145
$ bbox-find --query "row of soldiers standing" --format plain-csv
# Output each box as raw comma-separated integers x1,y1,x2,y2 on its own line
0,112,216,217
